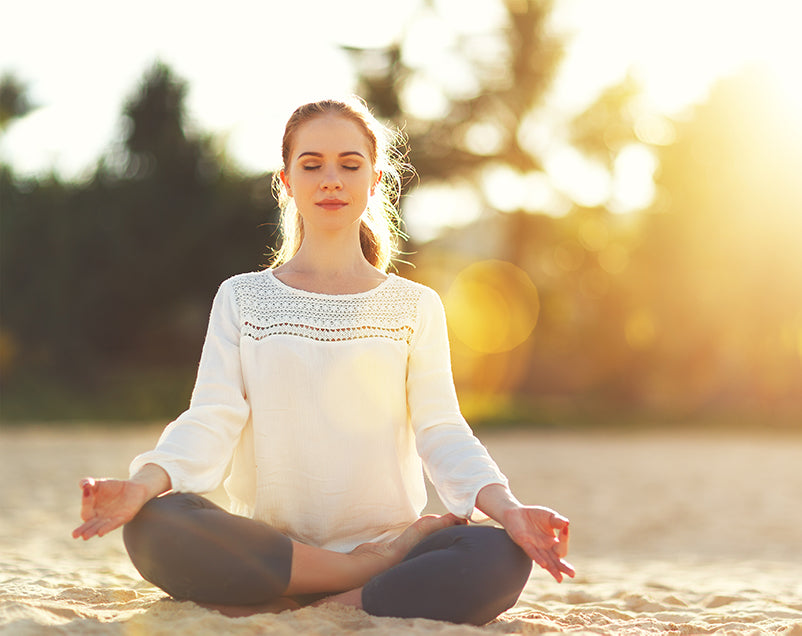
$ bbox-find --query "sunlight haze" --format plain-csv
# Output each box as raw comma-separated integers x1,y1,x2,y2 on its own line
2,0,800,227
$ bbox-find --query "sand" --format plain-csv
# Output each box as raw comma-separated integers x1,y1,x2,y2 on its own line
2,424,801,634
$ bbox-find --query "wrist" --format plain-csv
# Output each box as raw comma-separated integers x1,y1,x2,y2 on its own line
130,463,171,500
475,483,523,525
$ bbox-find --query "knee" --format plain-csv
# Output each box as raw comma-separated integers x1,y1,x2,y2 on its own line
468,526,532,590
461,527,532,623
123,493,199,588
124,493,187,543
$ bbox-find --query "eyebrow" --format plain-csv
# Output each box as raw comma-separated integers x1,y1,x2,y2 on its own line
297,151,366,159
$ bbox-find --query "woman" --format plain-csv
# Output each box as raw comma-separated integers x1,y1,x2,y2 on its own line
73,98,574,625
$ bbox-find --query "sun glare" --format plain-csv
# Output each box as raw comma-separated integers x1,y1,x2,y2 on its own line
749,8,802,116
643,0,802,120
444,260,539,354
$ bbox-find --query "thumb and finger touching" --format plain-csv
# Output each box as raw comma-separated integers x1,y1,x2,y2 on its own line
73,477,132,540
511,508,574,582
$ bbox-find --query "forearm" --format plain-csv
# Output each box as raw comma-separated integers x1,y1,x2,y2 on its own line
130,463,172,501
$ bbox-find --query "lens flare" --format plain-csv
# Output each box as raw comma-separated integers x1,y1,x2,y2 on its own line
444,260,539,354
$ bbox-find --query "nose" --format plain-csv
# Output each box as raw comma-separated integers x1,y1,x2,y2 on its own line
320,166,342,191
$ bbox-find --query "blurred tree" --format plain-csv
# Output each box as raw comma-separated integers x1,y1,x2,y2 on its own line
569,73,642,169
119,60,210,185
0,72,34,386
0,72,34,133
1,62,278,418
347,0,563,184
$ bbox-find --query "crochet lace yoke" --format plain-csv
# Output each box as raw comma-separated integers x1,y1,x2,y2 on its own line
230,271,422,344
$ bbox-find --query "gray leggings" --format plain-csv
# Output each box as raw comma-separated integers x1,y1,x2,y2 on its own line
123,493,532,625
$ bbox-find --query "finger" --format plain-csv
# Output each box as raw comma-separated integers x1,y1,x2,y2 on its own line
559,558,576,579
80,515,121,540
73,517,103,540
85,517,109,539
516,525,560,550
527,546,552,577
95,516,124,538
545,551,576,582
546,550,567,582
554,524,570,558
80,477,97,507
533,547,563,582
522,541,561,580
79,477,96,490
72,523,88,539
549,512,570,531
534,541,576,583
79,483,96,521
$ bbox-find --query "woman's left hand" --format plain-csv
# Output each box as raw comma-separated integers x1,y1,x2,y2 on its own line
501,505,574,582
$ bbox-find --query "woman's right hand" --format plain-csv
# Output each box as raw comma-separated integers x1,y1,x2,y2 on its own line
72,477,151,540
73,463,171,540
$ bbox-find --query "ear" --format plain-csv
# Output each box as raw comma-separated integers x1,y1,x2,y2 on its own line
280,169,292,197
370,170,382,196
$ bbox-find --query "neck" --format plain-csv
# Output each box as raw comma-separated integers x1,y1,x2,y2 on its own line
274,231,387,295
285,228,375,279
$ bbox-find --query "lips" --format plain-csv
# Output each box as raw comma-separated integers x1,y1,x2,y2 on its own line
316,199,348,211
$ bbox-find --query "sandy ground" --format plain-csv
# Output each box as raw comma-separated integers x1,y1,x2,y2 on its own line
2,424,802,634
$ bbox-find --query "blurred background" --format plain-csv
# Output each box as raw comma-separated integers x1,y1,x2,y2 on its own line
1,0,801,428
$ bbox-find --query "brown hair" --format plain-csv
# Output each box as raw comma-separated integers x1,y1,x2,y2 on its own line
270,97,408,272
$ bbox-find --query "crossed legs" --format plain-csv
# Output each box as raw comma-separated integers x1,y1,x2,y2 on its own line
123,493,532,625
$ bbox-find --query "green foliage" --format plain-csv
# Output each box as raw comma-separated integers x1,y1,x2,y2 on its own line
0,365,196,422
0,72,34,131
0,63,279,417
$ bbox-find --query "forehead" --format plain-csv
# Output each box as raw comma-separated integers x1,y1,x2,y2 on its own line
290,114,373,159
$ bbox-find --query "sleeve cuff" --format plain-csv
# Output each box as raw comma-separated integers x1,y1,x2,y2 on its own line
446,475,509,521
129,452,184,493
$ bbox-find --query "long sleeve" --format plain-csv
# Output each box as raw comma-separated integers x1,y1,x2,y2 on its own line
129,279,250,493
407,287,508,518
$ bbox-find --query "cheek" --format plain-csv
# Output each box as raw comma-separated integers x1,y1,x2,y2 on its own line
352,174,375,195
288,173,313,194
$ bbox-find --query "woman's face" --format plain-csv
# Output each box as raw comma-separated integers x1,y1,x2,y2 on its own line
281,114,380,236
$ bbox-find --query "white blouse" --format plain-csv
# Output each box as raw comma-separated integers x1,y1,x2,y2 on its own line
130,269,507,552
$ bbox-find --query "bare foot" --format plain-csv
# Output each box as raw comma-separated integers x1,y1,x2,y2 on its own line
309,515,466,611
350,514,466,573
391,513,467,559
